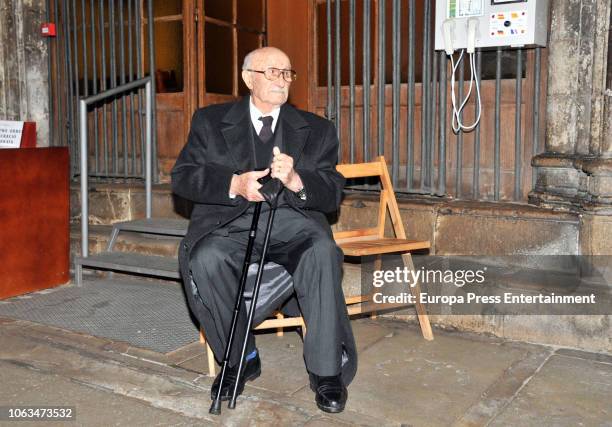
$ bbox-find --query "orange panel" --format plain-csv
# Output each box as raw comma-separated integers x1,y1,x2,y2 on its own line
0,147,70,299
266,0,313,111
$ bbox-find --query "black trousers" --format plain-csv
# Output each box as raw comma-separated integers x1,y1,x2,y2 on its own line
189,205,350,377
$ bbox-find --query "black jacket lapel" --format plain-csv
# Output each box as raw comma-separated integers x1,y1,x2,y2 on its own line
220,97,254,172
280,103,310,166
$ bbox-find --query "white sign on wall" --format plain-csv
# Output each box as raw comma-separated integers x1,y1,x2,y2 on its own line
0,120,25,149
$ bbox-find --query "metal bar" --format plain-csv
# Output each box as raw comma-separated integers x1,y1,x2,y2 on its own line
80,100,88,257
391,0,400,186
455,50,464,198
362,0,371,162
147,0,157,182
531,47,541,187
438,51,447,195
335,0,342,156
349,0,355,163
81,0,88,98
62,0,75,175
109,0,119,175
407,0,415,189
99,0,109,175
128,0,137,175
136,0,145,176
46,0,53,145
72,0,80,98
473,49,482,199
494,47,502,201
145,80,152,217
326,0,332,120
420,0,430,190
429,50,437,190
119,0,129,178
90,0,99,175
53,0,62,147
514,48,523,200
83,78,152,105
377,0,385,157
72,0,81,173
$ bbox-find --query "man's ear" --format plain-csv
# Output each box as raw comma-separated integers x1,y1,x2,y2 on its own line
241,70,253,90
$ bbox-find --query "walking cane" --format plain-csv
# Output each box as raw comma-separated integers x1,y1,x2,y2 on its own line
210,176,283,415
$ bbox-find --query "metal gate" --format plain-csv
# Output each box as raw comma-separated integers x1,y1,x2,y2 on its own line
322,0,547,202
47,0,157,181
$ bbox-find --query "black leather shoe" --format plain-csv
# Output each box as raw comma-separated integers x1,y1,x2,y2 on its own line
309,373,347,413
211,353,261,401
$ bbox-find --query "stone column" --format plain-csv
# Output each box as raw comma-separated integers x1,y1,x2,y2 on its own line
530,0,612,254
0,0,49,147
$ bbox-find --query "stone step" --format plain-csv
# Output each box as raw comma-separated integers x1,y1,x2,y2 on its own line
75,251,180,285
69,224,363,297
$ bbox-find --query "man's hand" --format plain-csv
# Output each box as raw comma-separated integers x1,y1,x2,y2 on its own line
270,147,303,192
229,169,269,202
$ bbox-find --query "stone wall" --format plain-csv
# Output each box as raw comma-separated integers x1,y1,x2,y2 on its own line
0,0,49,147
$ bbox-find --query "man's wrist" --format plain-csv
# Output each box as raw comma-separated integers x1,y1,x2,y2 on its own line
286,172,303,192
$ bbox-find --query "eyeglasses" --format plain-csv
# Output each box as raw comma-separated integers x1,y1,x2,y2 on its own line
246,67,297,82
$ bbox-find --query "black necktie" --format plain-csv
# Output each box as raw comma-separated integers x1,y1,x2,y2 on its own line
258,116,274,143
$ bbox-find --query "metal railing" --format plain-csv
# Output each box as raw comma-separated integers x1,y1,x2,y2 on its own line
323,0,546,202
48,0,156,181
79,77,153,258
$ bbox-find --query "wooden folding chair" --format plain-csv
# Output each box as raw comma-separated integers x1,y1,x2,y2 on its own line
333,156,433,340
200,155,433,376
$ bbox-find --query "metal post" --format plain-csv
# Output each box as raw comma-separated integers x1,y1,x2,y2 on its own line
335,0,342,156
349,0,356,163
391,0,400,186
438,51,447,195
109,0,119,175
99,0,109,175
54,0,63,147
494,47,502,201
420,0,430,190
146,0,157,182
456,51,464,198
326,0,333,121
362,0,371,162
62,0,75,174
72,0,81,174
532,47,542,187
80,100,88,257
128,0,137,175
407,0,415,190
145,80,152,217
473,49,482,199
514,48,523,200
377,0,385,156
90,0,99,175
136,0,145,176
429,51,437,190
119,0,129,177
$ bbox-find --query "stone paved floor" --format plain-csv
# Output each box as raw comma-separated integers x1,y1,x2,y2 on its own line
0,278,611,426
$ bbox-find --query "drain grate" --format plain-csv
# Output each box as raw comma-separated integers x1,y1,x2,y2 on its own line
0,277,199,354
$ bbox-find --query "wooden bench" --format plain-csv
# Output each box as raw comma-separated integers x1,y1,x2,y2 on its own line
200,156,433,376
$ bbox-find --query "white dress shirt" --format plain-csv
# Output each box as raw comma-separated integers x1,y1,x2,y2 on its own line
249,97,281,135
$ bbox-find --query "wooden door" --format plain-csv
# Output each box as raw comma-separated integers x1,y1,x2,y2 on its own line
152,0,267,179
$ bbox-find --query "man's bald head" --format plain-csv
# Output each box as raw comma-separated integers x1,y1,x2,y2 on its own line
242,47,290,71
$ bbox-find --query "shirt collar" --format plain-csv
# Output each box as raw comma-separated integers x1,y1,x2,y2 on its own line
249,97,281,133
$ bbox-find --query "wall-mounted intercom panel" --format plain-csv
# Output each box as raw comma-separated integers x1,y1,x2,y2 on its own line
434,0,549,52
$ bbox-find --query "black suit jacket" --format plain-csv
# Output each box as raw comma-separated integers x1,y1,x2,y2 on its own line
171,96,345,299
